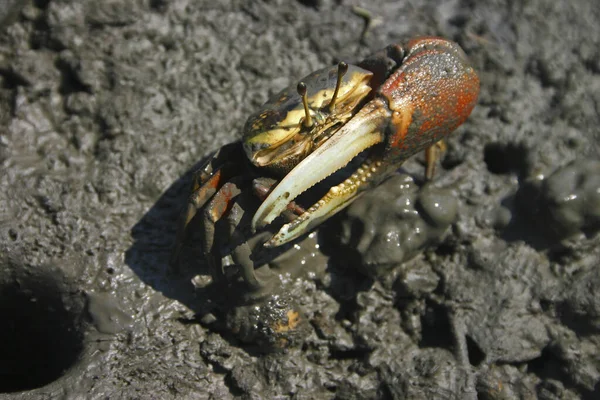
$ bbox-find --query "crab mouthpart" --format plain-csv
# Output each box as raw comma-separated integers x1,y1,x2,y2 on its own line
251,99,391,245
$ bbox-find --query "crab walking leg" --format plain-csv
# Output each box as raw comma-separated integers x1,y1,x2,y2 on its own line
425,140,447,180
170,166,226,268
251,100,390,232
201,181,243,253
170,142,246,267
264,158,383,247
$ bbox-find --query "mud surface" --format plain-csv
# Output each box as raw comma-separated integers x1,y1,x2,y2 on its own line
1,0,600,399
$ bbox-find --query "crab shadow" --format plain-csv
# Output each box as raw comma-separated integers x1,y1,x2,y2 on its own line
124,156,214,313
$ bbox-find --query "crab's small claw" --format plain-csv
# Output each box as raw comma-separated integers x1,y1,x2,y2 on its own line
264,157,385,247
251,99,389,241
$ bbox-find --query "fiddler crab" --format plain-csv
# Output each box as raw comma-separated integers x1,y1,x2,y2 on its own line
171,37,479,291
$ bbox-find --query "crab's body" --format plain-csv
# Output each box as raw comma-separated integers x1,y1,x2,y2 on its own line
172,37,479,291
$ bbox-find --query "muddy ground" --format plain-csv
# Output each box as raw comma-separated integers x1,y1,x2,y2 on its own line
1,0,599,399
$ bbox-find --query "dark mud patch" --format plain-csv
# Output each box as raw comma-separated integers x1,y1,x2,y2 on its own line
483,141,530,177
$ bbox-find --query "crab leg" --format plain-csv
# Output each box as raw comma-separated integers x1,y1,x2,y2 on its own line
425,140,447,180
170,165,229,267
170,143,245,267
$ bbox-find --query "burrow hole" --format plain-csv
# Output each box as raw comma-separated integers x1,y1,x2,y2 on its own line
483,142,529,176
0,267,84,393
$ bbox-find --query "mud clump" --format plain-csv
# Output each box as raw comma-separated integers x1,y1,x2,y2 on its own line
517,160,600,241
86,291,134,334
224,294,310,352
324,173,458,277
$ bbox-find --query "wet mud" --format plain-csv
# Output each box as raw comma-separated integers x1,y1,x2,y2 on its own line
1,0,600,399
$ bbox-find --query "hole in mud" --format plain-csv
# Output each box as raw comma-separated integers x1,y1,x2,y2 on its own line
33,0,51,9
0,68,29,89
149,0,169,12
527,347,565,382
55,58,92,96
483,142,529,176
419,301,453,349
329,348,371,360
556,302,598,337
297,0,322,9
434,240,456,257
465,335,486,366
0,268,84,393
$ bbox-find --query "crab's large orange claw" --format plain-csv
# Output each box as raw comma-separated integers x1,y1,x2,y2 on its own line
253,37,480,246
380,37,480,162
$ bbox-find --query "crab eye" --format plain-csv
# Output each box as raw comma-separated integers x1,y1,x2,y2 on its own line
296,81,313,128
327,61,349,112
